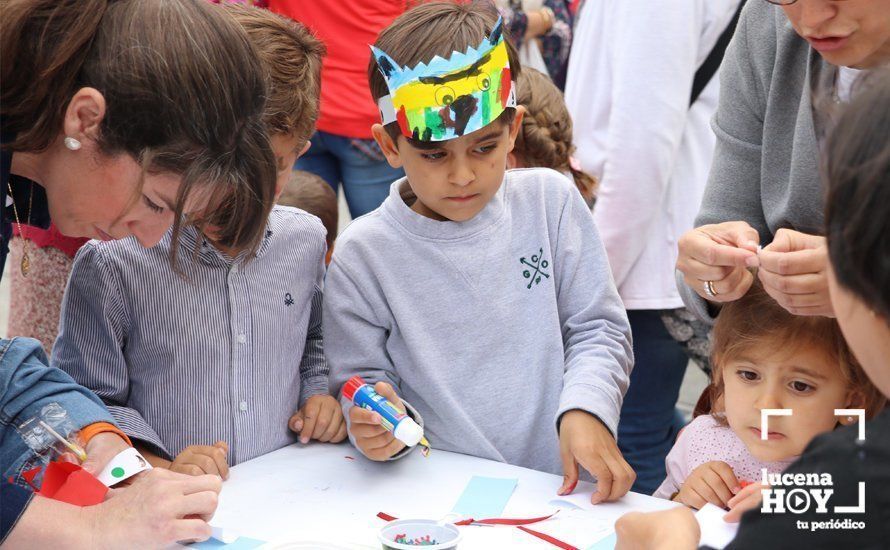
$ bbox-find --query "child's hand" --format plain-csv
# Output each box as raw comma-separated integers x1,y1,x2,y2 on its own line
723,482,767,522
674,461,739,510
289,395,347,444
347,382,406,461
558,410,636,504
169,441,229,479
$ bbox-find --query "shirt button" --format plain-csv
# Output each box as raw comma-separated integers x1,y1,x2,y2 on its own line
231,264,239,274
237,334,246,344
239,401,248,412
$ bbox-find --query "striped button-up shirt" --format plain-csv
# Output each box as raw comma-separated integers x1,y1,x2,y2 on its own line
53,207,328,465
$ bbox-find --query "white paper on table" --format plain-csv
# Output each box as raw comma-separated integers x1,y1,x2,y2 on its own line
695,504,739,549
520,509,613,548
549,480,599,511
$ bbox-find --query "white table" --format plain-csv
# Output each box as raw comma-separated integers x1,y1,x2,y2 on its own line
210,442,677,549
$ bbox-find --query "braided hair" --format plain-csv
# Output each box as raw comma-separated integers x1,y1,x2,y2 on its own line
514,68,596,206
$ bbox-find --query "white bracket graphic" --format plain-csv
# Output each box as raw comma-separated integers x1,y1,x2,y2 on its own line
834,408,866,441
834,482,866,514
760,409,792,440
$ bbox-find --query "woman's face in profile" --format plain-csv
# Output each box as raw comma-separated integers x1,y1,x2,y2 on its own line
827,264,890,398
43,146,207,249
782,0,890,69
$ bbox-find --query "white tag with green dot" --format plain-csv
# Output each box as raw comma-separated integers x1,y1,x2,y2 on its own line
97,447,152,487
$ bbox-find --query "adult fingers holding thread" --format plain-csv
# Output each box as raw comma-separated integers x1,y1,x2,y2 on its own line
758,229,833,316
678,222,759,268
677,222,760,302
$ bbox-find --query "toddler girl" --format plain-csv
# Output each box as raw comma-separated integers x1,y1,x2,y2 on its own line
653,282,885,515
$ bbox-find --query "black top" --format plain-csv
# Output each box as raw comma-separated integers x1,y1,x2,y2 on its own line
717,409,890,549
1,123,51,280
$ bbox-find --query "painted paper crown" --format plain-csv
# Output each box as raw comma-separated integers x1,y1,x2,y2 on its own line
372,17,516,142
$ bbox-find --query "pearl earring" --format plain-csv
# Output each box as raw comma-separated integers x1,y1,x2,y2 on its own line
63,137,82,151
847,416,856,424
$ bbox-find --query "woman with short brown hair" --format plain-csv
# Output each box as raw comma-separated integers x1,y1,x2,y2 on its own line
0,0,280,546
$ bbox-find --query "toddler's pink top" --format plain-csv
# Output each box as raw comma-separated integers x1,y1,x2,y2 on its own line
652,414,797,500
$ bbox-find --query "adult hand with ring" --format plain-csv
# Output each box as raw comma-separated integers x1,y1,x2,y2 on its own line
703,280,718,298
676,221,760,303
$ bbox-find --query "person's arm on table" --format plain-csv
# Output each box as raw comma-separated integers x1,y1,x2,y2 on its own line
288,262,347,445
323,257,422,461
552,183,635,503
53,243,173,458
3,468,221,549
0,337,128,541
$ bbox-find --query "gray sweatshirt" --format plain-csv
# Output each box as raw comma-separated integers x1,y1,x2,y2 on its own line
678,1,831,322
324,168,632,475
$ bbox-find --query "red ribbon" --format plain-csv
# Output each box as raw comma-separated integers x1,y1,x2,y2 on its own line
376,511,580,549
377,511,556,527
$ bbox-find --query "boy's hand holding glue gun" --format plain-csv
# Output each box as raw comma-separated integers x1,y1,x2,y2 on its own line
343,376,429,461
558,409,636,504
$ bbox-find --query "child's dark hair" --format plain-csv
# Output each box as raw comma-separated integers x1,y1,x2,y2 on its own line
277,170,338,251
699,281,885,422
514,68,596,205
222,4,325,148
825,70,890,323
368,0,522,146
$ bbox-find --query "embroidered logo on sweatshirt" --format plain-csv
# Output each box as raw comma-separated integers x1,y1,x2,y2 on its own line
284,293,294,306
520,248,550,289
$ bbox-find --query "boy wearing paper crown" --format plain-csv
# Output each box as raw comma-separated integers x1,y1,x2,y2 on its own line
325,2,635,504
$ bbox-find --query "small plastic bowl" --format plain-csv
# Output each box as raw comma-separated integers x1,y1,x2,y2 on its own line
377,519,461,550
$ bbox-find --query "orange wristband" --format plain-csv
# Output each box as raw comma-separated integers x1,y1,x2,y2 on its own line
79,422,132,447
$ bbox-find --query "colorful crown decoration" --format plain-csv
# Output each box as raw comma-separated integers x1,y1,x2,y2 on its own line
372,17,516,142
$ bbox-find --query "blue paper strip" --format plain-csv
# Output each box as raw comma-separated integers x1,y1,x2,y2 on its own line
189,536,266,550
586,532,617,550
450,475,518,518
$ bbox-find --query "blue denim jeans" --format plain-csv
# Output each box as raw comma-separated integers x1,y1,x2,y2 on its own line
0,338,114,539
296,131,405,219
617,310,689,495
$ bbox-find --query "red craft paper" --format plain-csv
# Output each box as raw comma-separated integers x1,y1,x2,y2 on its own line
38,461,107,506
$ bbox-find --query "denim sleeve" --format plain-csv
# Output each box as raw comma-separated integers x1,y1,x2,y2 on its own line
0,337,114,541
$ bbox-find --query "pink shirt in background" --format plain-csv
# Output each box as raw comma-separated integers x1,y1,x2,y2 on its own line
652,414,796,500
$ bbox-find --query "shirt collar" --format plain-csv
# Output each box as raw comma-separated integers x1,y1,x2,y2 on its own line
176,219,276,268
381,177,506,241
